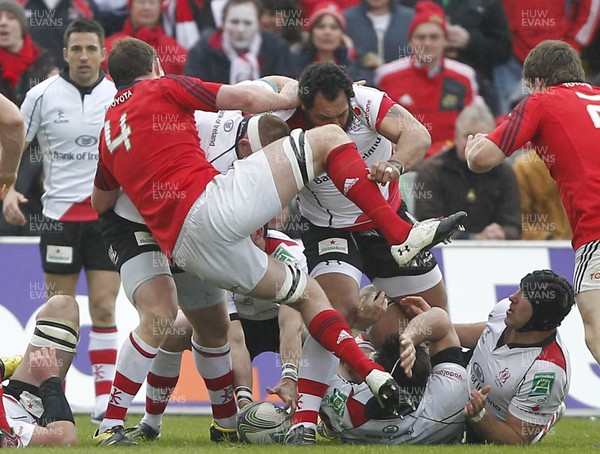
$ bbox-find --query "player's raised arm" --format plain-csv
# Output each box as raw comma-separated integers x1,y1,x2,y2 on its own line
215,80,300,114
0,94,25,198
378,103,431,172
465,133,506,173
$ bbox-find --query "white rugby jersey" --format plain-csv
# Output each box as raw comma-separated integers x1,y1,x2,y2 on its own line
21,72,116,221
3,394,38,447
227,230,307,321
286,85,398,229
320,361,468,444
467,299,570,426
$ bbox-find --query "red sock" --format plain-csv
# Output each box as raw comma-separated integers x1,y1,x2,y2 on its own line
308,310,383,380
0,385,12,432
323,142,411,245
146,372,179,415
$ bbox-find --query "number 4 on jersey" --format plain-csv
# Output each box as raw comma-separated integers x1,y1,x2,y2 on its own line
576,92,600,128
104,113,132,153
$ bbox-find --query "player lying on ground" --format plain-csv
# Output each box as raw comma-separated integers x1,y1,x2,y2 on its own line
317,290,468,444
457,270,573,444
0,295,79,447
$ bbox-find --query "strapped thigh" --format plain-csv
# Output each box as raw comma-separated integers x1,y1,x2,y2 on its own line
281,128,315,191
31,317,79,354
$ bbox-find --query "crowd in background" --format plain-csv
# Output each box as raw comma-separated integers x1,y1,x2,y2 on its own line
1,0,598,241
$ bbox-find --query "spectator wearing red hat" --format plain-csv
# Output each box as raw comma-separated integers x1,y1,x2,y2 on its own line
184,0,290,83
102,0,188,75
289,2,360,79
401,0,512,115
375,1,483,159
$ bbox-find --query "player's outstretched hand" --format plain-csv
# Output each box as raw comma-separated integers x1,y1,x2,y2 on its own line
266,377,298,416
397,295,431,319
354,285,388,331
463,385,491,419
29,347,60,384
279,80,301,108
2,186,28,225
398,333,416,378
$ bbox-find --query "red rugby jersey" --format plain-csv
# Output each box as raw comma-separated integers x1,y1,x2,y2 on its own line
487,83,600,250
95,75,223,255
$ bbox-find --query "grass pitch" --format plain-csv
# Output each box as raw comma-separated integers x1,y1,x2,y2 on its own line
20,415,600,453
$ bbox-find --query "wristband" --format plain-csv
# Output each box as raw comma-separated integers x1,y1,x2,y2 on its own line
281,363,298,382
469,407,486,423
388,160,405,175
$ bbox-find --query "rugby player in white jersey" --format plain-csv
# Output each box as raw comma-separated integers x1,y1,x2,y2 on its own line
318,291,468,445
3,19,120,423
0,295,79,447
457,270,572,445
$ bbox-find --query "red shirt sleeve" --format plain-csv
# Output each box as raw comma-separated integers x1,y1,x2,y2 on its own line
487,96,541,157
375,94,396,132
94,160,120,191
161,75,223,112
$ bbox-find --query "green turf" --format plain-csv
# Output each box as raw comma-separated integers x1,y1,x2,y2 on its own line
19,415,600,452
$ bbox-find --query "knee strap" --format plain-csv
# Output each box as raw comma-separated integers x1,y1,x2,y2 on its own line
281,128,315,191
31,317,79,354
275,263,308,305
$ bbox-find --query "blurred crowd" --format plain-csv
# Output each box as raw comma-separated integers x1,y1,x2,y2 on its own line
1,0,598,240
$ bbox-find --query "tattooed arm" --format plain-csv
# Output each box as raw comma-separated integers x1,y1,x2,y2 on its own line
377,104,431,171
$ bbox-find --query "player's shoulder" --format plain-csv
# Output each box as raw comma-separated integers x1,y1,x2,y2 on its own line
488,298,510,326
22,73,62,101
351,84,386,110
97,76,117,95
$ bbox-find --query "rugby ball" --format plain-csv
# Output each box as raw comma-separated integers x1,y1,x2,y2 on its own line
236,401,291,444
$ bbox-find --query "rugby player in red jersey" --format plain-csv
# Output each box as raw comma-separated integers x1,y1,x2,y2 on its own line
466,39,600,368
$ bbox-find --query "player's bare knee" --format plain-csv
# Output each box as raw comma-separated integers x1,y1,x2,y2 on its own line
305,124,343,155
38,295,79,325
32,295,79,354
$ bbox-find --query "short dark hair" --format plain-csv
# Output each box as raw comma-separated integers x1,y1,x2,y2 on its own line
63,18,105,47
108,38,156,87
523,40,586,87
222,0,262,22
298,62,355,110
374,335,431,403
258,114,290,145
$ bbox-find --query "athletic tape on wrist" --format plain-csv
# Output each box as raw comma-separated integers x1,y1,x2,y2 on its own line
281,363,298,382
469,407,486,423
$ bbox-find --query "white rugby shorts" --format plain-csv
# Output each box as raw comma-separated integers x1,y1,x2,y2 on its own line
173,150,282,294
